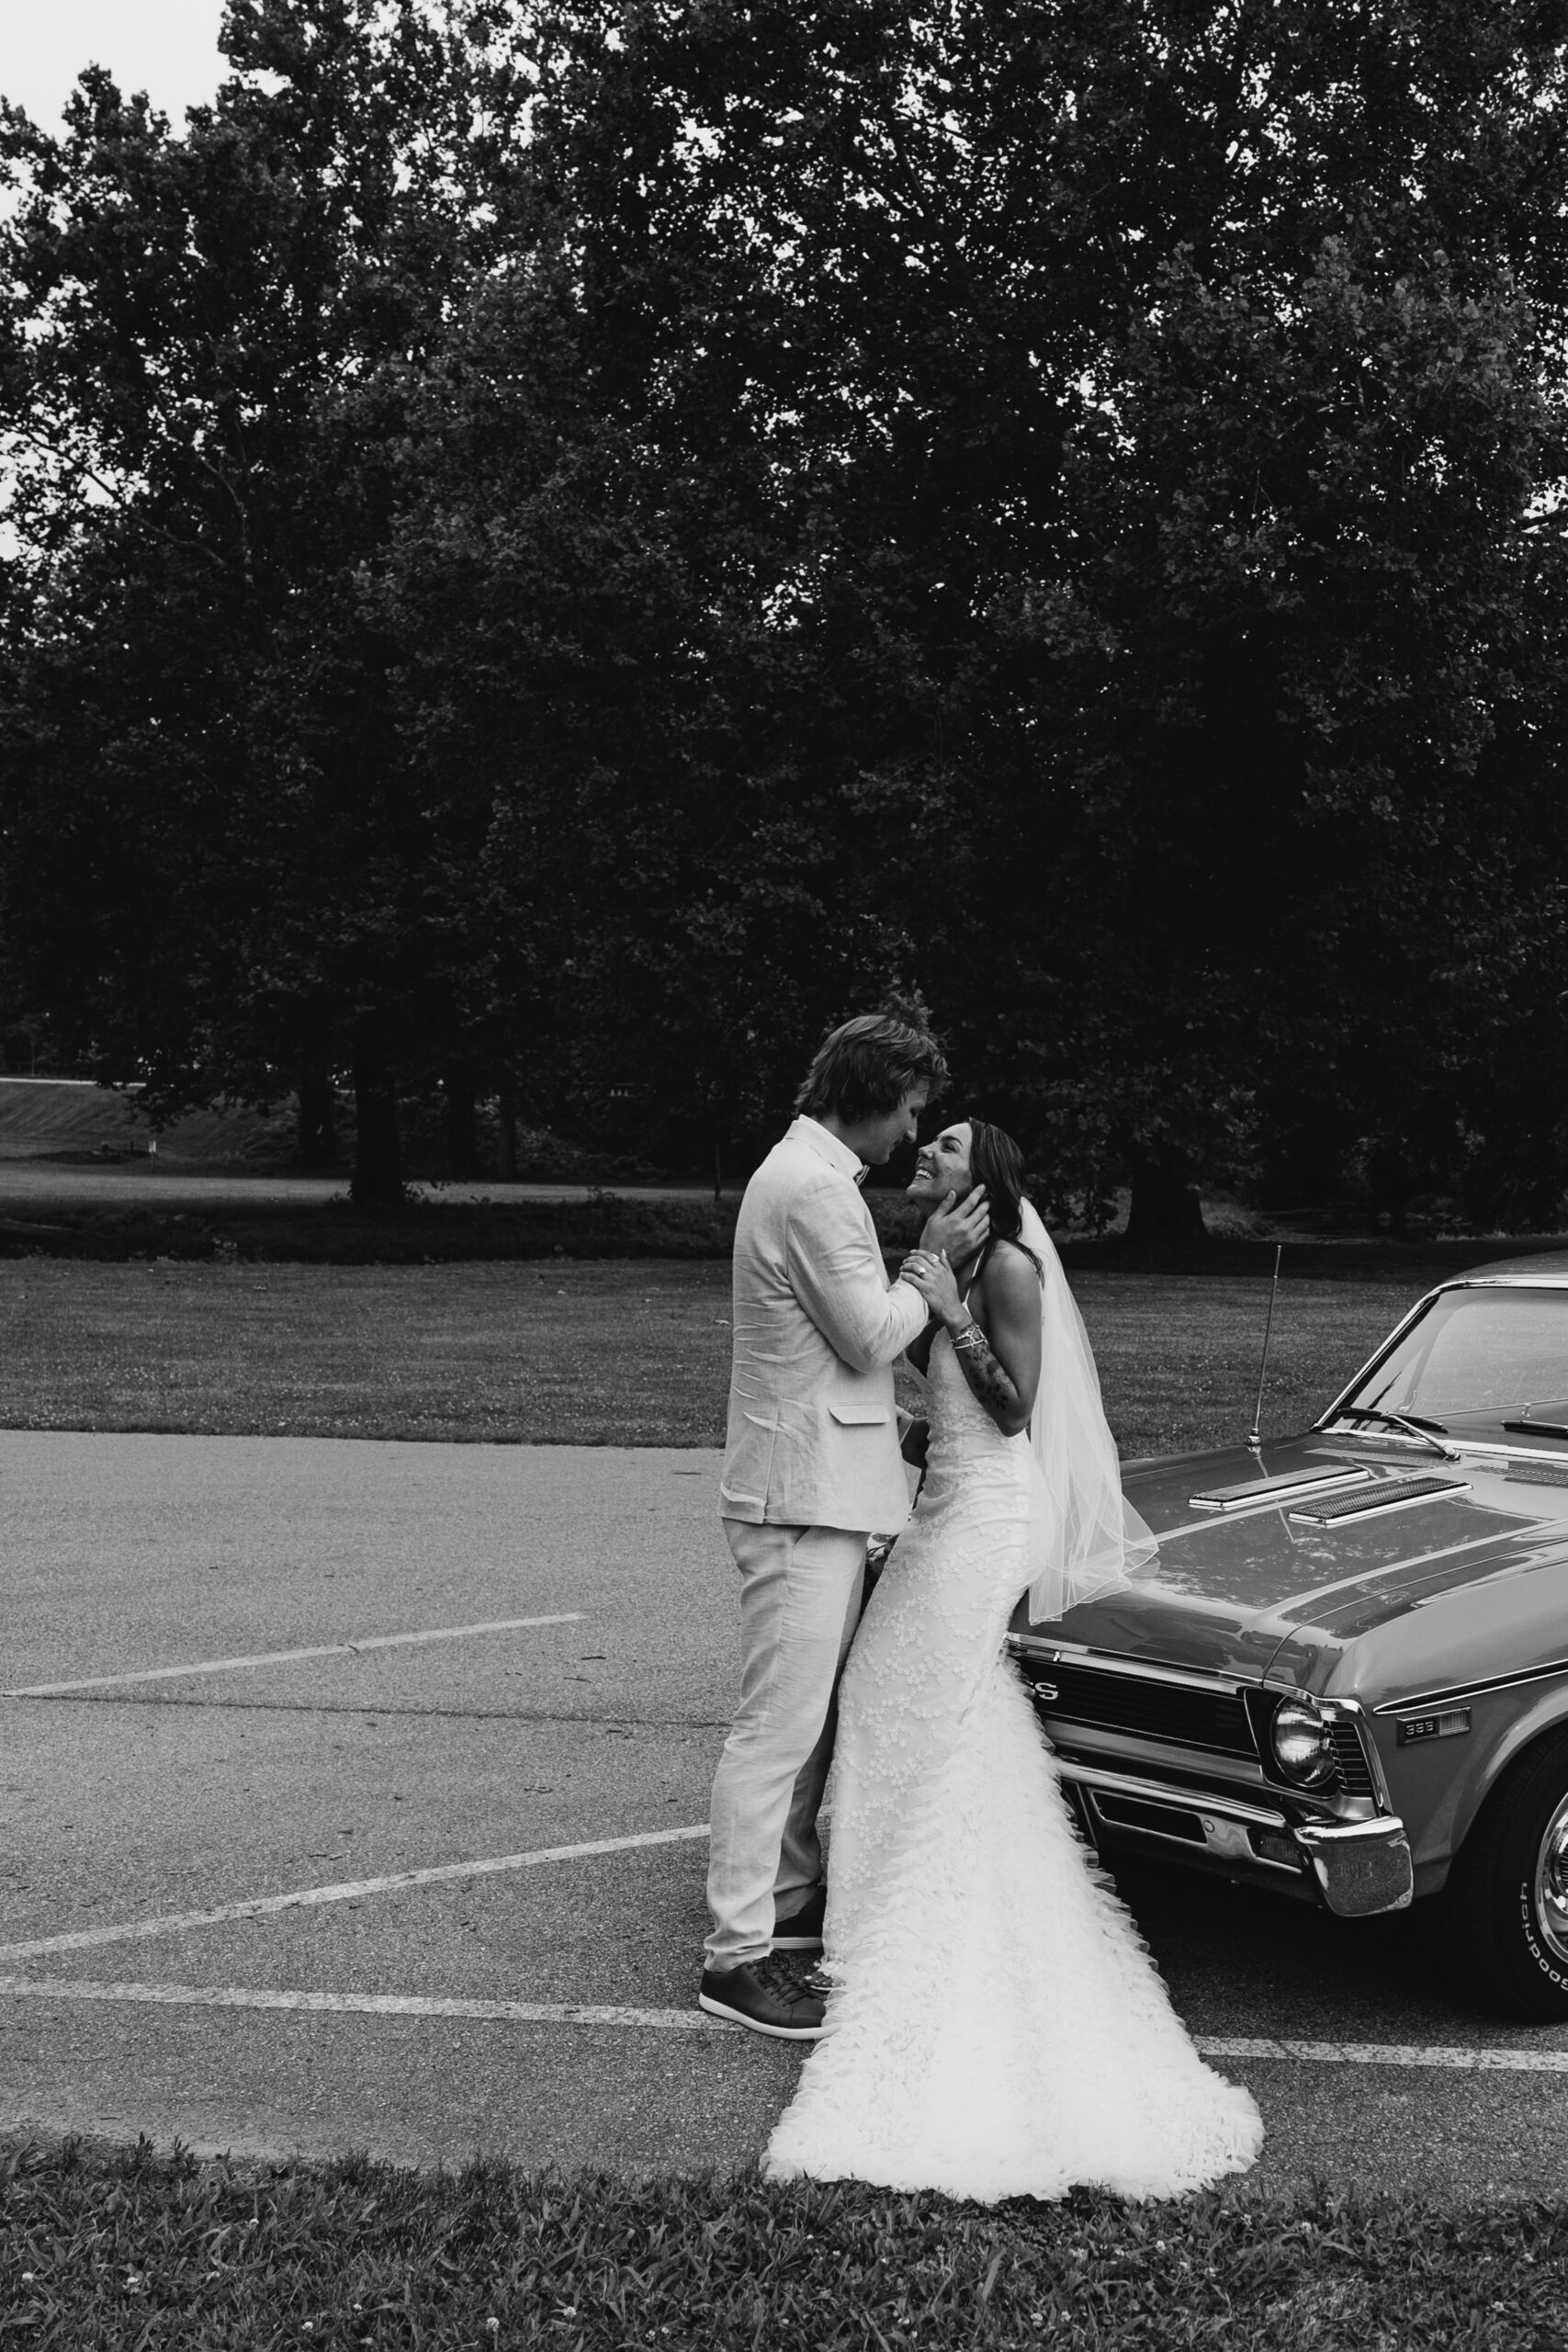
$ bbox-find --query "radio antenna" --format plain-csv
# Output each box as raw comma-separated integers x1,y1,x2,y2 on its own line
1247,1245,1284,1453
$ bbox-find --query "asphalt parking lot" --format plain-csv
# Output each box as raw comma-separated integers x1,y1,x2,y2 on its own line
5,1426,1568,2201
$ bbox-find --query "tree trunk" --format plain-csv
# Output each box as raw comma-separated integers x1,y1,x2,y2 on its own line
444,1064,480,1181
294,1058,339,1172
1365,1142,1412,1234
350,1015,403,1208
497,1080,519,1182
1125,1146,1209,1245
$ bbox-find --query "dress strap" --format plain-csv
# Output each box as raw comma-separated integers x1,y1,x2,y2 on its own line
957,1238,992,1310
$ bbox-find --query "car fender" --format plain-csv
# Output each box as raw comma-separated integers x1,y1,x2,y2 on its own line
1443,1682,1568,1869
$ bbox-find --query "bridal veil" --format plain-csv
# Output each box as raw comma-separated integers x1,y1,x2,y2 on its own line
1017,1198,1158,1622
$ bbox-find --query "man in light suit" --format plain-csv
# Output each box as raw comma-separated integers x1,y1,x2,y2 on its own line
699,1013,988,2037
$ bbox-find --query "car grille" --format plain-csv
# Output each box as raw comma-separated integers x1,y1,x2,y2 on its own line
1035,1663,1257,1758
1328,1719,1376,1796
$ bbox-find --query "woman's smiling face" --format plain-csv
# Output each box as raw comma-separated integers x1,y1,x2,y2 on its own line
908,1121,974,1207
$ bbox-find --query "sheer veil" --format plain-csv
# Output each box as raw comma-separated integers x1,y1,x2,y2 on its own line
1017,1198,1159,1623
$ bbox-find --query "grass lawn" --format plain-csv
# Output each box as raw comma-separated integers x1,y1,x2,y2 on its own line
5,2139,1566,2350
0,1259,1433,1453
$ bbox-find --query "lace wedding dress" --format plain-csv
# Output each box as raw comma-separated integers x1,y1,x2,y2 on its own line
763,1327,1263,2201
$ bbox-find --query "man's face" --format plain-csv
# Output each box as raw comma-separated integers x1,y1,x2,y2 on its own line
860,1080,931,1165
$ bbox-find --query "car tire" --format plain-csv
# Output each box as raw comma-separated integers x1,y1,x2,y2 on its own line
1444,1728,1568,2020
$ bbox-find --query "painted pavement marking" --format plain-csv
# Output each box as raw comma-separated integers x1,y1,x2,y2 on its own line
0,1824,711,1963
0,1978,725,2031
1200,2036,1568,2071
4,1614,585,1699
2,1978,1566,2073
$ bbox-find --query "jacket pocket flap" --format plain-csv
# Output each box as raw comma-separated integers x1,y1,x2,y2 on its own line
829,1403,890,1426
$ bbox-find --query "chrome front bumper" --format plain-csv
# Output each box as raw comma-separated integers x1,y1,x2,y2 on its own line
1056,1759,1414,1917
1294,1816,1415,1917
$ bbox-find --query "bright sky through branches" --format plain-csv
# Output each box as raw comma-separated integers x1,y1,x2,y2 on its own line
2,2,226,130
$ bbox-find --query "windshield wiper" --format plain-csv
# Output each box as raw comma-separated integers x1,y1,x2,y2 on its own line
1333,1407,1460,1460
1503,1411,1568,1441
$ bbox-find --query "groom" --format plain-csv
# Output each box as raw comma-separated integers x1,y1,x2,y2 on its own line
699,1012,989,2037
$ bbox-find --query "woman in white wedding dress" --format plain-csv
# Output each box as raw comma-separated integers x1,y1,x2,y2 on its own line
764,1119,1262,2202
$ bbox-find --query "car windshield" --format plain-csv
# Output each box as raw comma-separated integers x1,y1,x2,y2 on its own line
1326,1285,1568,1447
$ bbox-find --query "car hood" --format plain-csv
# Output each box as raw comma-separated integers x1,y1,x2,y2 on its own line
1018,1433,1568,1693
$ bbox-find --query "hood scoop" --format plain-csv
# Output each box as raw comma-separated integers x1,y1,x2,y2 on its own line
1507,1461,1568,1489
1189,1464,1372,1512
1288,1473,1471,1527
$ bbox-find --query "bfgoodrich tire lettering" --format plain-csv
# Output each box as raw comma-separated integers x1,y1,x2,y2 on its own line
1445,1728,1568,2020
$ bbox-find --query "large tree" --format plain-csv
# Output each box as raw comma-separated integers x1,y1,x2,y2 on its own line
516,0,1568,1224
5,0,1568,1221
0,0,534,1201
379,254,937,1172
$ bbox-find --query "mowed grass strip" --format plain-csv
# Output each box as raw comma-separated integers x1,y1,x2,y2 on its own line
0,1261,1427,1453
6,2139,1568,2351
0,1259,733,1446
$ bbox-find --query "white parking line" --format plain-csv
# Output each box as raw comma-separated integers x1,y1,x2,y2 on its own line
0,1977,1564,2071
0,1825,711,1962
1201,2036,1568,2071
0,1978,725,2030
4,1615,585,1698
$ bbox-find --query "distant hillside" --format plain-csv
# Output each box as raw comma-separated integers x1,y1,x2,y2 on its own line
0,1079,290,1167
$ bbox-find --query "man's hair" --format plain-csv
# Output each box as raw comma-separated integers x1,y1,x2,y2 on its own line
795,1012,948,1125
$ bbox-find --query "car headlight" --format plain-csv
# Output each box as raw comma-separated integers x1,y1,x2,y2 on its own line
1270,1694,1337,1787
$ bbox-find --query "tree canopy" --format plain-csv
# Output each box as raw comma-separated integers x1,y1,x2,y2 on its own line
3,0,1567,1225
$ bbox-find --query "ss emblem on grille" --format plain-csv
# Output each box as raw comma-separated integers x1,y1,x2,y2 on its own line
1032,1681,1059,1702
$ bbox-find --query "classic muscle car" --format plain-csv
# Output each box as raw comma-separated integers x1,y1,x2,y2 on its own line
1009,1248,1568,2018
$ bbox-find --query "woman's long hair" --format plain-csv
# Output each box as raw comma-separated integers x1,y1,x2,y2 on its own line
965,1120,1042,1277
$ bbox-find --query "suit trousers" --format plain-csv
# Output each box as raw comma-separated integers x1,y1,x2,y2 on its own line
705,1518,868,1971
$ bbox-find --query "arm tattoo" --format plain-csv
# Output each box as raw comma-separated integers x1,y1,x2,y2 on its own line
951,1327,1021,1428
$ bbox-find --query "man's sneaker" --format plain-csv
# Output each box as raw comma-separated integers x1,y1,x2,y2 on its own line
698,1952,828,2040
770,1886,826,1952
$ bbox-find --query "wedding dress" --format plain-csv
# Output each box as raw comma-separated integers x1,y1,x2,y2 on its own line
763,1288,1263,2201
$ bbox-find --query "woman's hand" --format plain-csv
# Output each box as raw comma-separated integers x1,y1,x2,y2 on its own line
899,1247,965,1328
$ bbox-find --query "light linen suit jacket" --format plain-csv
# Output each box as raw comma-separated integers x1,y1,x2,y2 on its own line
719,1116,928,1533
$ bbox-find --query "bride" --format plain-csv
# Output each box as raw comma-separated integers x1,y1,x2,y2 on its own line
763,1118,1262,2201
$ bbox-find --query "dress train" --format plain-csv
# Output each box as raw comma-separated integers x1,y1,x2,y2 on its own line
763,1331,1262,2200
